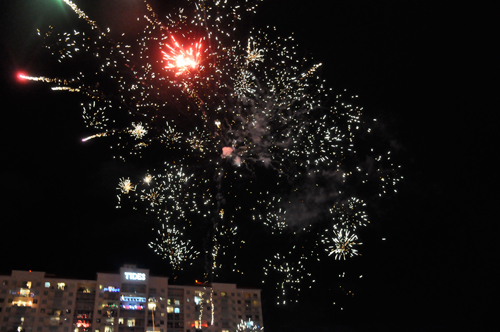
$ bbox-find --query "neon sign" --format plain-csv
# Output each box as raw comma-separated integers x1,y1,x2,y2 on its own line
120,296,146,302
104,286,120,292
124,272,146,281
121,304,145,310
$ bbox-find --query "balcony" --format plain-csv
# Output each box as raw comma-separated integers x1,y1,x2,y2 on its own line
12,297,33,307
10,288,34,298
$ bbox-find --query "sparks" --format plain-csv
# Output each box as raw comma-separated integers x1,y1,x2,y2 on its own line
21,0,402,304
162,36,202,76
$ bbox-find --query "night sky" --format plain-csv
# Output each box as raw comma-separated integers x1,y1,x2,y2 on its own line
0,1,493,331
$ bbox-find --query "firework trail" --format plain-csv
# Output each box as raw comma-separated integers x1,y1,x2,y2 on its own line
21,0,401,303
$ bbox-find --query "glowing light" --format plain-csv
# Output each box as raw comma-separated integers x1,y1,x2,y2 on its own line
130,122,148,140
326,229,361,260
117,178,135,194
162,36,202,76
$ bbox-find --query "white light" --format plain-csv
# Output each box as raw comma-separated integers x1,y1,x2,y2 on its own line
124,272,146,281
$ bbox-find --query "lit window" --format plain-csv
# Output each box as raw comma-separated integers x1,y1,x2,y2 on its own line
104,327,113,332
221,292,227,297
76,320,90,328
19,288,31,296
193,321,208,329
147,302,156,310
45,282,50,288
58,283,65,290
50,317,60,326
12,298,32,307
167,306,174,313
174,299,180,305
174,308,180,314
118,318,123,325
127,319,135,327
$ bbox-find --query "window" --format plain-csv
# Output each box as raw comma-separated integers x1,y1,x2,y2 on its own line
50,317,60,326
194,294,202,305
44,282,50,288
127,319,135,327
57,283,65,290
174,307,180,314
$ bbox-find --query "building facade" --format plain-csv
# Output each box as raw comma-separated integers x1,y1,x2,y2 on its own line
0,265,263,332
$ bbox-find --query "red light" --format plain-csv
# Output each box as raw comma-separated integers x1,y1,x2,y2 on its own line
163,36,202,76
16,71,29,84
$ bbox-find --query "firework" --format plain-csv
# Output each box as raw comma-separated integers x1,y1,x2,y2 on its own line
322,229,361,260
22,0,401,303
237,319,264,331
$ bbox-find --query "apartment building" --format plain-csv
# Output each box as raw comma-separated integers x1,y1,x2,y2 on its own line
0,265,263,332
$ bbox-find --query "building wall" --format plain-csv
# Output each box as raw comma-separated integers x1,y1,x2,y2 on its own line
0,267,262,332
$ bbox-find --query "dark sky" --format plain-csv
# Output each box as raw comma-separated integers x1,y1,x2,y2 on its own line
0,1,494,331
